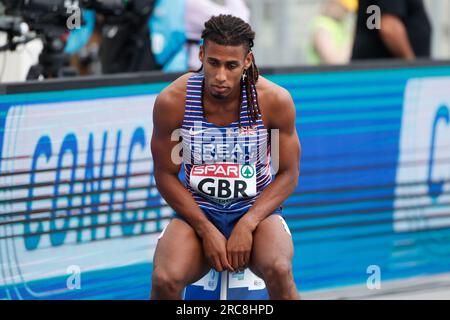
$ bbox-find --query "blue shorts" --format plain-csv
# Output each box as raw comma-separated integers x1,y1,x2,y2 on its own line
174,206,283,239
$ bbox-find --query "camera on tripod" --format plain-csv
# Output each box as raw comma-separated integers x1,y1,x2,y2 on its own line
81,0,157,73
1,0,82,79
0,0,157,79
3,0,76,26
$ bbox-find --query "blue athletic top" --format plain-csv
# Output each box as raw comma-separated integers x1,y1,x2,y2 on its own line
181,73,281,217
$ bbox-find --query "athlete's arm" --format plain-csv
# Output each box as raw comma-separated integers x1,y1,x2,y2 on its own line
227,82,301,270
245,86,301,227
151,77,234,272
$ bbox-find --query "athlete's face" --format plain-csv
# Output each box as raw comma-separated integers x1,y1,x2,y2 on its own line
199,40,253,100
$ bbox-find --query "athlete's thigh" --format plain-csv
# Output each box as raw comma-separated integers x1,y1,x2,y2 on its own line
153,218,210,284
249,215,294,276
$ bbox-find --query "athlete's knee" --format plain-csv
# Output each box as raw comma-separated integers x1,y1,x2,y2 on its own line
151,265,186,295
260,259,293,285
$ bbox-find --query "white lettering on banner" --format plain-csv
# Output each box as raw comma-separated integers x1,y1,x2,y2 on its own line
0,94,168,294
394,77,450,232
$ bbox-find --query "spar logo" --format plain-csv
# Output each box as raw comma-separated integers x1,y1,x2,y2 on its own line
241,165,255,179
190,163,257,203
192,164,240,178
394,77,450,237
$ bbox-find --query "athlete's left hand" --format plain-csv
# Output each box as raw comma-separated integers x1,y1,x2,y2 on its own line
227,220,254,272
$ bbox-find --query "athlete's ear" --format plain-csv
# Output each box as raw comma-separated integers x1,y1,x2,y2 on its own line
199,45,205,63
244,51,253,70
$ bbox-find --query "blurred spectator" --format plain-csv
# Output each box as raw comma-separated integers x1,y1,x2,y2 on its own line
352,0,432,60
65,2,157,74
65,0,250,75
151,0,250,72
185,0,250,70
307,0,358,65
66,10,102,75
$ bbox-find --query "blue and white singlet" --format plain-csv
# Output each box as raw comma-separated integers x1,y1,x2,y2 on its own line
180,73,282,236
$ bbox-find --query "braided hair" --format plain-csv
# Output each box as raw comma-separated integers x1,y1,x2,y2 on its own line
198,14,260,125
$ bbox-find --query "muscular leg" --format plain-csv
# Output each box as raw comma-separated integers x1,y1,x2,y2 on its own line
151,218,210,299
249,215,300,300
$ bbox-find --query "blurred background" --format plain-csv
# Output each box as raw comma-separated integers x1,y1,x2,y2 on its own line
1,0,450,300
249,0,450,65
1,0,449,82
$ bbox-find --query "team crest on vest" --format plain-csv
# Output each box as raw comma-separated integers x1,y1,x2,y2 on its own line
238,126,257,136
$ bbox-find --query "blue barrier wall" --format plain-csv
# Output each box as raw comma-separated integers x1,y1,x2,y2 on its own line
1,62,450,299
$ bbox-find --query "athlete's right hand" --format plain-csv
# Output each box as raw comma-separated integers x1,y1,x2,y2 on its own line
200,227,235,273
